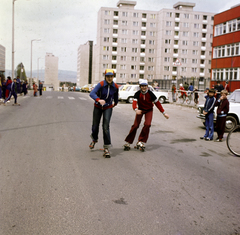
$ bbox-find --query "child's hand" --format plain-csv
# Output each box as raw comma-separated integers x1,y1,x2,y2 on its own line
136,110,142,115
203,111,208,115
99,100,106,106
164,113,169,119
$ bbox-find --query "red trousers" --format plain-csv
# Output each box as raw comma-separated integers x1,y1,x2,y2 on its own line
125,110,153,144
216,116,226,139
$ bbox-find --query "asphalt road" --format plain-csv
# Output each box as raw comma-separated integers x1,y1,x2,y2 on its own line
0,91,239,235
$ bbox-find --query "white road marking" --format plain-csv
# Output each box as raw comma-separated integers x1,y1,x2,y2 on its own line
79,97,87,100
58,96,64,99
46,96,53,99
68,97,75,100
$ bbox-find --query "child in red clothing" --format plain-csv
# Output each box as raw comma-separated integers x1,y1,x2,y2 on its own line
124,79,169,151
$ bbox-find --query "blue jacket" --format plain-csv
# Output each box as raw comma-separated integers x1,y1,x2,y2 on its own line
203,96,216,114
90,80,118,109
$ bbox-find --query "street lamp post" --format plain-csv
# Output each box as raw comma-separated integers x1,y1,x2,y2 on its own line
12,0,17,80
30,39,41,87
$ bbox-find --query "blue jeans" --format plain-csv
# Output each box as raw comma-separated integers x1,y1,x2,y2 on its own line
91,106,112,148
204,112,214,139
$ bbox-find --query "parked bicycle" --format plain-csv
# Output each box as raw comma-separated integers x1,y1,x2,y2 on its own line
226,125,240,157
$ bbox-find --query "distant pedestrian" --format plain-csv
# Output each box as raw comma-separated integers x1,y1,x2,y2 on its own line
16,76,21,94
5,76,12,99
194,87,199,105
183,82,189,91
214,81,224,100
225,81,230,93
22,81,28,96
33,83,38,96
39,81,43,96
172,84,176,102
0,76,2,102
200,88,216,141
214,90,229,142
2,78,6,99
3,78,19,105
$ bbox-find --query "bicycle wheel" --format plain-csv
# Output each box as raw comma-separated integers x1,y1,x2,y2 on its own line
180,95,185,104
226,125,240,157
186,96,191,104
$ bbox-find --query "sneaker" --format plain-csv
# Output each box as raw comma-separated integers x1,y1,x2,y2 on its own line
103,148,111,158
89,141,96,149
205,137,212,141
200,136,206,139
215,138,222,142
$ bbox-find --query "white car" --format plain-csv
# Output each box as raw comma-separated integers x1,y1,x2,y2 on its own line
197,89,240,132
119,84,169,104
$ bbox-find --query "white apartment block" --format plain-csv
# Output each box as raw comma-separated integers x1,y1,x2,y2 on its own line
77,41,95,87
85,0,214,85
0,44,6,73
44,53,59,90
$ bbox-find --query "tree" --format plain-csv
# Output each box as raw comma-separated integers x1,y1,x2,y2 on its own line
16,63,27,81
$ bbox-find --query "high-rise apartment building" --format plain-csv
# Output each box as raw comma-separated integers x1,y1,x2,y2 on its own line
0,44,6,75
86,0,214,86
77,41,94,87
211,4,240,91
45,53,59,90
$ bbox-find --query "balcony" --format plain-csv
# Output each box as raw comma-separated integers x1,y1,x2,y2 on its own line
140,44,146,48
200,64,205,68
112,51,117,55
113,16,119,19
113,25,118,28
142,18,147,22
173,53,178,57
174,35,179,39
140,52,146,57
141,35,146,39
174,27,180,31
112,42,118,46
200,55,206,59
201,38,207,42
173,45,179,49
201,46,206,50
200,72,205,76
140,62,145,65
202,28,207,33
175,17,180,22
112,60,117,64
202,20,208,24
139,70,145,74
172,71,177,75
141,27,147,31
113,33,118,37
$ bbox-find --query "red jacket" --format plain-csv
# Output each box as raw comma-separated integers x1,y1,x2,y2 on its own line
132,90,164,113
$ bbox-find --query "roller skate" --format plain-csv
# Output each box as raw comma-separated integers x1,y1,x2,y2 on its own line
135,141,145,152
12,103,20,106
89,140,97,149
123,142,131,151
103,148,111,158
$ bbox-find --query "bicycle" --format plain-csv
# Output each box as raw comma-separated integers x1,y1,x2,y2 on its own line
226,125,240,157
177,91,192,105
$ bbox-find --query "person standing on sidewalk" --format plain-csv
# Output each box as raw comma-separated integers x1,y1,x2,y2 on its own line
89,69,119,158
39,81,43,96
200,88,216,141
214,90,229,142
123,79,169,151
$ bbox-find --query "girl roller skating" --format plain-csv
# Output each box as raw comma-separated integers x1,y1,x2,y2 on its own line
123,79,169,152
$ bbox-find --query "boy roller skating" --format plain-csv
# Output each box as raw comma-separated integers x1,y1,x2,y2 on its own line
124,79,169,152
89,69,119,158
2,78,20,106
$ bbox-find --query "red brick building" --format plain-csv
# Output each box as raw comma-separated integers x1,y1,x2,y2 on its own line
211,4,240,91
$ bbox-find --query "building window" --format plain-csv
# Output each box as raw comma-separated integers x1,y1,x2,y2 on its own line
149,49,155,53
122,29,128,34
193,41,199,46
184,13,189,19
165,39,171,44
193,32,199,37
192,59,198,63
113,20,118,25
131,74,137,79
164,66,170,71
133,30,139,35
121,38,127,43
132,57,137,61
114,11,118,16
103,64,108,69
133,12,138,18
194,23,200,28
103,55,109,60
166,12,172,17
150,14,156,19
148,57,154,62
150,31,156,36
182,40,188,46
112,47,117,51
150,23,156,27
131,65,137,70
105,10,110,15
165,48,170,53
113,29,118,34
194,14,200,20
104,28,110,33
148,66,154,71
181,67,187,72
165,30,171,35
164,57,170,62
142,13,147,18
112,64,116,69
181,58,187,63
141,31,146,35
133,21,139,26
142,22,146,27
182,49,188,54
104,19,110,25
112,56,116,60
113,38,117,43
166,21,172,27
132,48,138,53
103,46,109,51
120,65,126,70
122,20,127,26
132,39,138,44
149,40,155,45
140,65,144,70
120,56,126,61
140,57,145,62
183,32,189,37
192,50,198,55
183,22,189,28
103,37,109,42
121,47,127,52
192,68,197,73
141,48,145,53
122,12,128,17
120,73,126,78
163,75,169,79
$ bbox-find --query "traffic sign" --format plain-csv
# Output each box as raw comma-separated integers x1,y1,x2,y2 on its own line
173,58,181,66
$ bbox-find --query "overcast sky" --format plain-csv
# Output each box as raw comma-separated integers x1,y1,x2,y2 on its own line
0,0,239,73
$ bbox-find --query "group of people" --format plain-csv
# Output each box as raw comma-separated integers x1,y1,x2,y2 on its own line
201,87,229,142
0,76,28,106
88,69,169,158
